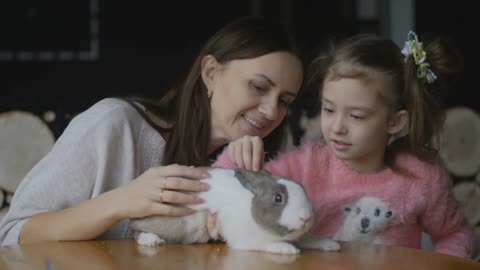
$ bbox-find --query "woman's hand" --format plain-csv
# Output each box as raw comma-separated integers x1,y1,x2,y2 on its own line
227,135,265,171
110,164,210,219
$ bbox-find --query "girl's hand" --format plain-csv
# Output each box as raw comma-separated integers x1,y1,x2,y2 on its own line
110,164,210,219
227,135,264,171
207,212,224,241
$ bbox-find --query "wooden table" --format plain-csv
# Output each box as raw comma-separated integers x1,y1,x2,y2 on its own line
0,240,478,270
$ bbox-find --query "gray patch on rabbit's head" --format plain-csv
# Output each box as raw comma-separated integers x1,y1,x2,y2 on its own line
234,169,291,236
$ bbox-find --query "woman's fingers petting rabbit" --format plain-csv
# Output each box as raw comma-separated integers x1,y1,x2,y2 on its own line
113,164,210,219
227,135,264,171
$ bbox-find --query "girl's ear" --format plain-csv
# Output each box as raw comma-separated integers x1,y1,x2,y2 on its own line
387,110,409,135
201,55,221,98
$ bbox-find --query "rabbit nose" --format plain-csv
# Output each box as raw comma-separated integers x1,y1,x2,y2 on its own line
361,217,370,229
300,216,313,225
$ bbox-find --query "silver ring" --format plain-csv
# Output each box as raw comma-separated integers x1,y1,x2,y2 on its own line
159,189,164,202
163,176,167,189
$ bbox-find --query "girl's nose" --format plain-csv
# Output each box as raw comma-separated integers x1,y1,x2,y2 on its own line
332,115,347,134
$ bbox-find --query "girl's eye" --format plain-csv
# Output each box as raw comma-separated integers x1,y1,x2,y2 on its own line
322,107,334,113
274,193,284,204
351,115,365,119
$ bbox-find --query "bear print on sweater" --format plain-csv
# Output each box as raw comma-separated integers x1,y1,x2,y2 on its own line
334,197,395,245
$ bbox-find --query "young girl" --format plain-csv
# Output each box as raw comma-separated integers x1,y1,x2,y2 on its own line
214,32,474,258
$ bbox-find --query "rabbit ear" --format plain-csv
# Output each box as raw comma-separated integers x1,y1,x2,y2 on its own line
234,169,270,194
258,170,273,176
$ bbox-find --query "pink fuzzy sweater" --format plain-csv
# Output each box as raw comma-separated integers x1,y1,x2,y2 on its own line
214,141,474,258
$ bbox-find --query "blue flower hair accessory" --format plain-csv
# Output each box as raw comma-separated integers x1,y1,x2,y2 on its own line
401,31,437,84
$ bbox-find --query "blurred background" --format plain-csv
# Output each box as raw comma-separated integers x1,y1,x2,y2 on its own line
0,0,479,254
0,0,477,136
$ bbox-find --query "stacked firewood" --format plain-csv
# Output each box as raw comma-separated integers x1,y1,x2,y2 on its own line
441,107,480,239
0,111,55,220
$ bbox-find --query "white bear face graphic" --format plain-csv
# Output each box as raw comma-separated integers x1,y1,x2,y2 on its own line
335,197,395,243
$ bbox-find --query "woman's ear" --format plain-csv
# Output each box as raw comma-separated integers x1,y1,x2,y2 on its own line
201,55,220,98
387,110,409,135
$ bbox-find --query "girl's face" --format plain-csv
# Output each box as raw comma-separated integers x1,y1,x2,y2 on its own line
320,77,400,173
204,51,303,150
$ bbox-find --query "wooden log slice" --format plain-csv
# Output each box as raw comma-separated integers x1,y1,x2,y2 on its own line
453,182,480,225
0,111,55,193
440,107,480,177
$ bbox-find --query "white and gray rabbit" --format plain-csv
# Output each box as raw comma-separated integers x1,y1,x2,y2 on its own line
129,168,340,254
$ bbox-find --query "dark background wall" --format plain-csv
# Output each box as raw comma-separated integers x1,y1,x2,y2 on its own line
0,0,477,138
415,1,477,113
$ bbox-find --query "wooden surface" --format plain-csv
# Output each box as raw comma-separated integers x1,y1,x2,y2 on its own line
0,240,478,270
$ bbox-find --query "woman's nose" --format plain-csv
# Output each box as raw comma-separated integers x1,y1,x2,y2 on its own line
258,99,279,121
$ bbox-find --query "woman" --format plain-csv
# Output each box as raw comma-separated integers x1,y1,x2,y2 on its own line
0,16,304,245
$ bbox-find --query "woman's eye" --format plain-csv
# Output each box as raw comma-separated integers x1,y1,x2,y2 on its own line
274,193,284,204
250,81,266,93
279,98,291,107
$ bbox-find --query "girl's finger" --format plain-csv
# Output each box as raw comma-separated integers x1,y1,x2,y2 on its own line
252,139,264,171
242,140,253,170
207,212,220,240
228,143,236,163
234,144,245,169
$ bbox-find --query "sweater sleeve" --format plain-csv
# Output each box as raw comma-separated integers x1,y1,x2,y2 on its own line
0,99,140,245
211,149,238,169
420,162,475,258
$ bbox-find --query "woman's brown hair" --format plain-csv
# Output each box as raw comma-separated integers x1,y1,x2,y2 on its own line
128,16,304,166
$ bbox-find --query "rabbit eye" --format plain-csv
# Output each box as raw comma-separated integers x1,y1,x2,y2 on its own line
274,193,284,204
356,207,361,214
374,208,380,216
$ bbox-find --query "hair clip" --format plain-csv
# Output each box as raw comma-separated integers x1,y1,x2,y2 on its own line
401,31,437,83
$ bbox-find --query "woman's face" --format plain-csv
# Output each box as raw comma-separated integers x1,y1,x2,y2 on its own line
204,51,303,149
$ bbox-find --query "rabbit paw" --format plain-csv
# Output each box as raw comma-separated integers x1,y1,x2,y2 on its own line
136,245,160,257
136,232,166,246
297,236,341,251
264,242,300,254
315,239,341,251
